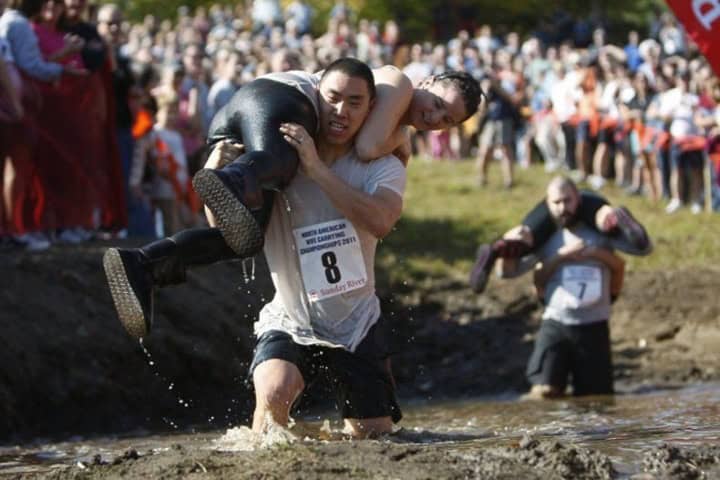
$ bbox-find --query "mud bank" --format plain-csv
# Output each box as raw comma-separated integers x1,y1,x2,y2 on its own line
1,242,718,444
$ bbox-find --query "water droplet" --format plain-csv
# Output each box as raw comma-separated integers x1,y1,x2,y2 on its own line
281,193,292,212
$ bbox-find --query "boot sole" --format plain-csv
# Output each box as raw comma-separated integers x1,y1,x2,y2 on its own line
103,248,148,339
193,169,264,257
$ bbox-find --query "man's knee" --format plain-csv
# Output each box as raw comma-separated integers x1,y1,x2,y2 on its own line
253,359,304,411
343,417,393,439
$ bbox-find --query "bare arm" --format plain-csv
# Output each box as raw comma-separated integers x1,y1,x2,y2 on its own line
533,253,568,288
497,255,539,279
128,134,153,202
533,240,586,288
496,225,537,279
601,251,625,298
0,59,22,120
534,245,625,300
186,86,201,129
281,123,403,238
601,44,627,63
305,170,402,238
575,246,625,298
355,66,413,162
46,34,85,62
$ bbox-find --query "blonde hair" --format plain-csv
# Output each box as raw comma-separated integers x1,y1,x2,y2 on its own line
154,90,178,110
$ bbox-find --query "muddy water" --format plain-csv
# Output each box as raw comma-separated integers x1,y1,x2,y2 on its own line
398,384,720,476
2,384,719,478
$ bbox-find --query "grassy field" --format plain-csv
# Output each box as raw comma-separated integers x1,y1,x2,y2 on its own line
377,158,720,287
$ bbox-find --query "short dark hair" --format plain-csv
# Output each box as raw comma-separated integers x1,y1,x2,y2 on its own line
428,71,485,120
320,57,376,100
9,0,45,18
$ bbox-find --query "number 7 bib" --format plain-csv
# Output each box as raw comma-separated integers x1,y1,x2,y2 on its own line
293,219,368,302
558,265,602,308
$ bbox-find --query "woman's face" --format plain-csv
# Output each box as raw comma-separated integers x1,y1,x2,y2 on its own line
41,0,63,24
408,81,468,131
633,72,648,92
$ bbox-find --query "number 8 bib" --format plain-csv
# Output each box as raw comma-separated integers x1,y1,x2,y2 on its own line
293,219,368,302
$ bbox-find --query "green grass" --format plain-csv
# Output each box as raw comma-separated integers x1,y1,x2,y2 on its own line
377,159,720,287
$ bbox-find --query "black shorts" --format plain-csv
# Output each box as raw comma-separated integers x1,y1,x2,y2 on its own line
526,319,613,396
249,317,402,423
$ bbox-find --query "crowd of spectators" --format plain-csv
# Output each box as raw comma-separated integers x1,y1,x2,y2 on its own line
454,16,720,216
1,0,718,251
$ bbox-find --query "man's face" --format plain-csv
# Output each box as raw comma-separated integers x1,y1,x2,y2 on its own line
546,185,579,227
97,8,122,45
318,70,373,146
64,0,84,19
408,81,467,131
183,46,203,76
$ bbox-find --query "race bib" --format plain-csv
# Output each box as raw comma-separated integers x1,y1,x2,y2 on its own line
293,219,367,302
556,265,602,308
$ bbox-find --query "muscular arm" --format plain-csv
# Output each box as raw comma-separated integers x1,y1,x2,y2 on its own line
533,240,586,288
355,66,413,162
308,162,403,238
587,248,625,298
534,245,625,300
281,122,404,238
497,254,539,279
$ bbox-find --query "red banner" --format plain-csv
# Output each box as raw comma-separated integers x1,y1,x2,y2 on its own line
666,0,720,77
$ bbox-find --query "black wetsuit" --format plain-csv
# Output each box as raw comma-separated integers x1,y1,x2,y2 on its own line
141,75,318,278
522,191,609,247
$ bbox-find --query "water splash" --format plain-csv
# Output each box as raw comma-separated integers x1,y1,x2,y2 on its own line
138,338,154,366
213,414,298,452
281,193,292,213
4,386,720,475
138,339,194,423
240,258,256,283
212,426,262,452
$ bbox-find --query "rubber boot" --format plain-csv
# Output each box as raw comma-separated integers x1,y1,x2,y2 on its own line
612,206,650,251
192,150,295,256
193,77,317,256
103,228,239,338
469,239,531,294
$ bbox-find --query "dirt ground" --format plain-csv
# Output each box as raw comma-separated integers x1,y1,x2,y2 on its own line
1,241,719,478
21,433,720,480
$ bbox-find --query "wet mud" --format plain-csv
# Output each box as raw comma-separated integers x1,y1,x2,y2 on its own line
1,243,719,478
19,436,720,480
